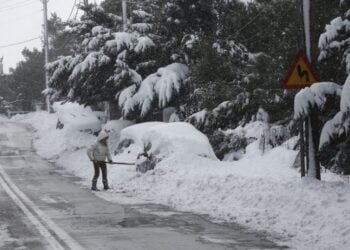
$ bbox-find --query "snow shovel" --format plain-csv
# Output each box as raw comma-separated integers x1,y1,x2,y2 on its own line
104,161,135,166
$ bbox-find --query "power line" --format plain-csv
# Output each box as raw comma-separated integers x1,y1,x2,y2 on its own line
0,0,37,13
0,0,30,6
67,0,78,21
74,0,82,20
0,9,42,24
0,37,40,49
238,4,295,45
0,0,35,9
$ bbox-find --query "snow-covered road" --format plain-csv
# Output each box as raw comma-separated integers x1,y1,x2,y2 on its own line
0,121,285,249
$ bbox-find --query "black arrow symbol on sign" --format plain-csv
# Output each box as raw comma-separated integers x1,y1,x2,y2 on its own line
297,64,310,83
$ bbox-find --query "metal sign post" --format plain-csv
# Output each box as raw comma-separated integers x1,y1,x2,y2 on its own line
283,0,320,179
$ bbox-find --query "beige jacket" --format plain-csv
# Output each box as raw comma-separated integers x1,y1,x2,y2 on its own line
87,131,112,162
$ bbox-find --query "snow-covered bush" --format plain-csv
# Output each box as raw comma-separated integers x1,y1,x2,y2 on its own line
268,125,291,147
209,121,269,161
210,129,248,161
186,109,214,133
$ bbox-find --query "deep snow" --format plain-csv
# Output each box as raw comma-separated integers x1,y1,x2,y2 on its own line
10,111,350,250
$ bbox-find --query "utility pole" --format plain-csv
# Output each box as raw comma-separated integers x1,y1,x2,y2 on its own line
122,0,127,31
303,0,321,180
302,0,311,61
296,0,306,178
42,0,50,112
297,0,321,180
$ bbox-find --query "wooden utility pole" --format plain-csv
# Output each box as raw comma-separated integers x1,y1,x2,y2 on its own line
42,0,50,112
122,0,127,31
296,0,306,177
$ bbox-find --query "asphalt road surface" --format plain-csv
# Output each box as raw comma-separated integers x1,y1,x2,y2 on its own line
0,121,288,250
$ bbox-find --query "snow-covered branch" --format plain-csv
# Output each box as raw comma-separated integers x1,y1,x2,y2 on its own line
320,75,350,148
294,82,342,119
120,63,189,117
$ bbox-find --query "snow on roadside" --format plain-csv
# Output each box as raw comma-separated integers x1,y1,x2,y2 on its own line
13,112,350,250
0,115,8,122
0,225,15,248
12,112,96,180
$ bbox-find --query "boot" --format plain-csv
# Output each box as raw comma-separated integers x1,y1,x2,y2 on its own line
91,180,99,191
103,179,109,190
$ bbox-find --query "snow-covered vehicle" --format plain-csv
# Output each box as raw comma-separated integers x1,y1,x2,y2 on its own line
115,122,217,172
53,102,102,134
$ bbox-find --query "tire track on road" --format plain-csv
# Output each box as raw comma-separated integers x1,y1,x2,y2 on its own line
0,164,85,250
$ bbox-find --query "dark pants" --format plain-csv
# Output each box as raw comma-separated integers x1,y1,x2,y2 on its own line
93,161,107,182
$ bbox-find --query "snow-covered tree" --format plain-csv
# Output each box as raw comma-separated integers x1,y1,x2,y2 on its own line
319,77,350,147
46,3,156,106
314,1,350,175
119,63,189,118
318,1,350,76
117,0,225,119
294,82,342,179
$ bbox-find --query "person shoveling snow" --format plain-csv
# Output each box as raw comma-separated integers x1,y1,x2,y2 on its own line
87,130,112,191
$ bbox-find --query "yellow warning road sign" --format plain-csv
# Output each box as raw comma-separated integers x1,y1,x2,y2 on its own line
282,51,319,89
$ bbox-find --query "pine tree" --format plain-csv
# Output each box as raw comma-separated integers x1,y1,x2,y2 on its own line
46,3,156,106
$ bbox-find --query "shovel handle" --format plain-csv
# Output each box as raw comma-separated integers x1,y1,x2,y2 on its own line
91,160,135,166
107,161,135,166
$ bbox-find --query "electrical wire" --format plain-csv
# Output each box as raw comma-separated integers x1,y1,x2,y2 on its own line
54,0,82,51
0,8,41,18
0,37,40,49
0,0,28,6
74,0,81,20
0,0,38,13
67,0,78,21
0,0,36,9
237,4,295,44
0,9,42,23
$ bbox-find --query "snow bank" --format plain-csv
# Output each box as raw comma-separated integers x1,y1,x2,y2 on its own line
103,119,134,152
0,225,14,248
52,102,102,133
14,112,350,250
0,115,8,122
12,111,94,158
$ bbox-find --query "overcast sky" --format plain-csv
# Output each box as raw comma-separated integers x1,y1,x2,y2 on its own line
0,0,103,73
